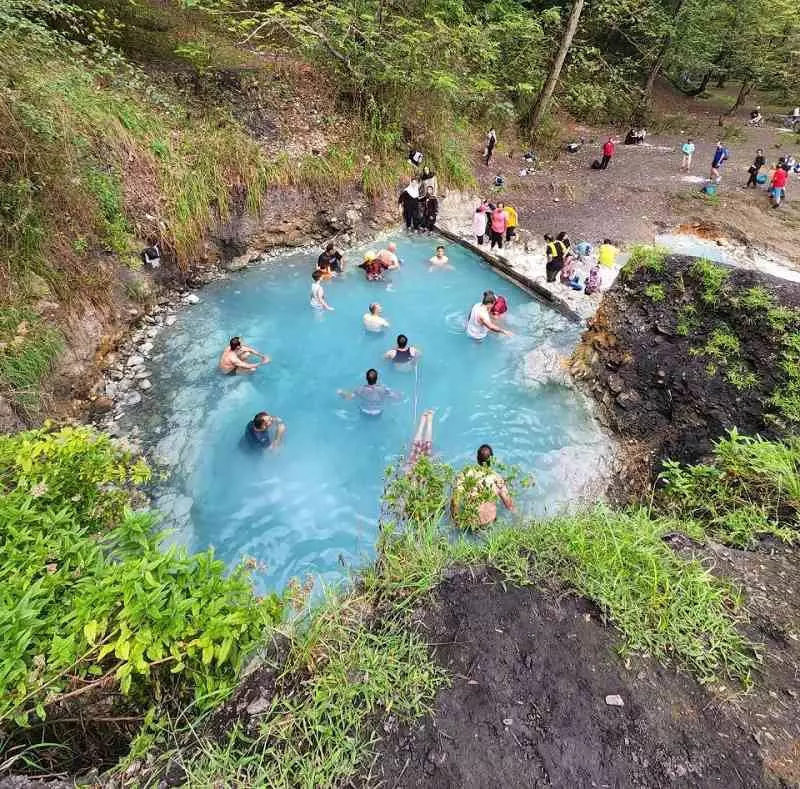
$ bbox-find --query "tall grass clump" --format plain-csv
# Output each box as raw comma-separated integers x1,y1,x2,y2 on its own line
622,245,667,279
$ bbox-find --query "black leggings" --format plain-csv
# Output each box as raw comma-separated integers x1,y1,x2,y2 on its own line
546,259,563,282
403,206,414,229
425,216,437,231
490,230,503,249
745,169,760,188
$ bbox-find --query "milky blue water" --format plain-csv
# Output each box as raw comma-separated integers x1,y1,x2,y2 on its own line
143,235,605,591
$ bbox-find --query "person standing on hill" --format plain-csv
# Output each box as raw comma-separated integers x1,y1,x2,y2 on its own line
710,141,729,184
745,149,766,188
770,165,788,208
484,128,497,165
600,137,615,170
398,178,419,231
544,234,565,282
473,203,488,245
681,139,695,171
489,205,507,250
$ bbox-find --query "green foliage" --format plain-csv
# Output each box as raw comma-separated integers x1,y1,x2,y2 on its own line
676,304,699,336
0,425,284,729
644,283,666,303
623,245,667,279
770,332,800,425
689,259,729,305
0,308,62,416
659,430,800,548
84,166,130,254
693,326,758,390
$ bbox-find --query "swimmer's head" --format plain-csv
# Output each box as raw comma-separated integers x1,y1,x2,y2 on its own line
253,411,272,430
482,290,496,306
436,246,445,254
230,336,242,351
397,334,408,349
312,269,323,282
477,444,494,466
364,251,376,262
388,242,397,253
369,303,382,315
366,368,378,385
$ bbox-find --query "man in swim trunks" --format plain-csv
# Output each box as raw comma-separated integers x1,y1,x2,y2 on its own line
451,444,516,528
338,368,402,415
466,292,512,340
218,336,269,375
242,411,286,450
385,334,421,364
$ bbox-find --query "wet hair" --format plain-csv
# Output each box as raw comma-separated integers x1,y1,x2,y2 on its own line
482,290,496,305
325,242,335,253
230,336,241,350
366,368,378,385
436,246,445,253
312,269,323,282
369,303,379,314
253,412,270,430
397,334,408,349
544,234,554,242
477,444,494,466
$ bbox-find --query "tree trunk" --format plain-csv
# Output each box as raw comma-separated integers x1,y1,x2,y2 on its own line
724,79,752,116
642,0,686,103
526,0,585,132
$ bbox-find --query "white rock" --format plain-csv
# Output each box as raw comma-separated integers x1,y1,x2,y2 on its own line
183,293,200,305
139,342,154,355
146,328,158,338
605,694,624,707
165,315,177,327
125,391,142,406
139,379,152,391
135,369,151,380
126,354,145,368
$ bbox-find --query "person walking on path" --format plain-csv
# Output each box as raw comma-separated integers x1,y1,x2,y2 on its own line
771,166,788,208
710,142,729,184
484,128,497,165
745,149,766,188
681,139,695,171
600,137,615,170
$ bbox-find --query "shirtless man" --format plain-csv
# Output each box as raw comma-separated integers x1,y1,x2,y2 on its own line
218,336,269,375
429,246,451,269
466,292,512,340
363,303,390,332
451,444,516,527
377,242,401,270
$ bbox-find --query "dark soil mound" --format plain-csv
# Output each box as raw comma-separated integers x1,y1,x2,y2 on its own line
573,255,800,482
371,570,765,788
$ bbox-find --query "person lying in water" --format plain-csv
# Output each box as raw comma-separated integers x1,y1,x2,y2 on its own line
218,336,269,375
429,245,452,269
385,333,421,365
338,368,402,416
451,444,516,528
242,410,286,451
363,302,390,332
405,409,434,472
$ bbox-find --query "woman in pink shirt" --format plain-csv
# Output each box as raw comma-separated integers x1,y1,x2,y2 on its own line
490,207,507,250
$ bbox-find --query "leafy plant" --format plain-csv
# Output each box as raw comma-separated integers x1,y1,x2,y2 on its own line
622,245,667,279
689,259,729,305
644,283,666,303
676,304,699,336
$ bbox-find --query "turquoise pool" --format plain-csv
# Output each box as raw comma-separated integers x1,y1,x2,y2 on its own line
143,235,605,590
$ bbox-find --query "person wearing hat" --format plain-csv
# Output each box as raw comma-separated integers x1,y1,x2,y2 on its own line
358,251,390,281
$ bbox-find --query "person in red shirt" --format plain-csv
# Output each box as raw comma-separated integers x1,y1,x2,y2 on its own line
600,137,615,170
771,166,789,208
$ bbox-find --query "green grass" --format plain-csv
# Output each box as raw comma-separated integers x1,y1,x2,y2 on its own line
0,307,62,415
676,304,699,336
622,245,667,279
689,259,729,305
644,283,666,303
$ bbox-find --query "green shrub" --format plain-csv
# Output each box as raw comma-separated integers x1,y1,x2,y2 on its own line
689,259,729,305
644,283,666,303
622,245,666,279
0,425,284,729
676,304,699,336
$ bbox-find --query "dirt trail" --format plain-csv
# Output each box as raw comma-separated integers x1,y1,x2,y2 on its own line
370,570,767,789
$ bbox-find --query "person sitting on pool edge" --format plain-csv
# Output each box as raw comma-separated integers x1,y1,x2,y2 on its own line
466,291,512,340
429,246,452,269
451,444,516,528
338,368,402,416
242,411,286,451
318,242,345,275
218,336,269,375
385,334,422,365
363,302,390,332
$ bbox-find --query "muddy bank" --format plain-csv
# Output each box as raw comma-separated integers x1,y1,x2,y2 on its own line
571,253,800,496
370,569,766,788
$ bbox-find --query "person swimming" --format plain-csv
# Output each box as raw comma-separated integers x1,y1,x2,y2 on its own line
451,444,516,528
337,368,402,416
429,245,451,269
377,242,401,269
466,292,512,340
242,410,286,451
218,336,269,375
363,302,389,332
385,334,421,365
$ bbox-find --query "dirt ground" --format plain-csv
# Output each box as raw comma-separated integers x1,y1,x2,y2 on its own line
470,85,800,261
369,569,775,789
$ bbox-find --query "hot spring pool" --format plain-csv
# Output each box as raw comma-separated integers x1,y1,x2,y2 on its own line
138,235,606,590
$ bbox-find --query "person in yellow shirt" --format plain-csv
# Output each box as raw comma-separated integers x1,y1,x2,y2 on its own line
598,239,618,268
500,202,518,243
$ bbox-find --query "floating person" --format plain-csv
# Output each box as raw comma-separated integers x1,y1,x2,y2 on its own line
405,410,435,473
218,336,269,375
483,290,508,317
310,269,334,311
451,444,516,528
381,242,401,268
385,334,422,365
318,242,345,274
681,138,695,171
466,292,513,340
359,251,391,281
363,302,390,332
710,141,729,184
428,245,451,269
242,410,286,451
338,368,402,416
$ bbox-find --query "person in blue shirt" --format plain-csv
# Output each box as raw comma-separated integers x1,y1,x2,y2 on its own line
242,411,286,451
710,142,729,184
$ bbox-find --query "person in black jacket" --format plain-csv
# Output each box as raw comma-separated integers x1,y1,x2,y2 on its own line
398,179,419,230
745,149,765,188
422,186,438,231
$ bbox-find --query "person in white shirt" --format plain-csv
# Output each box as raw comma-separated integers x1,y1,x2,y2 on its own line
363,303,389,332
466,292,511,340
310,269,333,311
429,246,451,269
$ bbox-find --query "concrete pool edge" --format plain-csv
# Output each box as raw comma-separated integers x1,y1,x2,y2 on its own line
434,226,584,323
